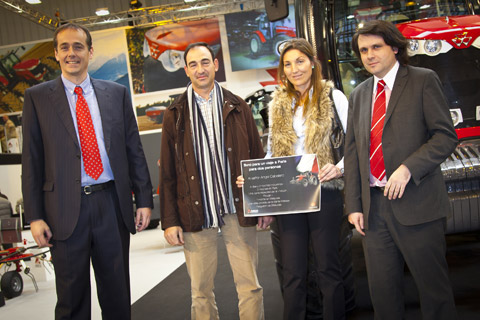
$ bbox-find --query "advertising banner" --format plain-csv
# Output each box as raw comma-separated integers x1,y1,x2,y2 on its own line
224,5,296,72
126,18,226,94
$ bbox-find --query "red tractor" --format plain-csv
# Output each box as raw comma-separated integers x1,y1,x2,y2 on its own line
289,155,320,187
249,13,296,58
145,106,167,124
0,48,57,113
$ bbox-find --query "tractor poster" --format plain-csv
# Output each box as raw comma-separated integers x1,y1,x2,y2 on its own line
133,90,182,133
0,41,60,154
224,5,296,72
126,18,226,94
241,154,321,216
0,28,130,124
0,41,60,115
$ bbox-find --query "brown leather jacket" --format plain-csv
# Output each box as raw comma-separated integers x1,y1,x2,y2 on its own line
159,87,265,232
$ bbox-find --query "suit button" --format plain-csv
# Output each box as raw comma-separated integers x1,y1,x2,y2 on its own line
235,197,239,202
227,147,232,152
75,180,80,184
185,152,189,156
76,155,81,159
194,201,199,205
191,176,195,180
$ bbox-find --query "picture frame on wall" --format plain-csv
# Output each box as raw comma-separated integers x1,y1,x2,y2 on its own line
225,5,296,72
126,18,226,94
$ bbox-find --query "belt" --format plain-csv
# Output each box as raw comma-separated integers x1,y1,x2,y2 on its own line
82,181,114,195
371,186,385,192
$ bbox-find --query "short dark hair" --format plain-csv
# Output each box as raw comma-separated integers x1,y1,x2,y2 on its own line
184,42,215,65
53,23,93,51
352,20,409,65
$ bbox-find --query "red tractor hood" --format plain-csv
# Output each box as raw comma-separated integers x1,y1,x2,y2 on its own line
145,19,220,60
396,15,480,49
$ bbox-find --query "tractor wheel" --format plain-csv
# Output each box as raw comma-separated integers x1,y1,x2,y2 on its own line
250,34,263,57
1,271,23,299
273,34,290,57
302,178,309,187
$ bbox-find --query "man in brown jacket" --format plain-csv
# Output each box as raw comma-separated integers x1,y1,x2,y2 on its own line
159,42,272,320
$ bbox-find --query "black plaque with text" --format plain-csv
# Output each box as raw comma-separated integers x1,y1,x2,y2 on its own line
241,154,321,216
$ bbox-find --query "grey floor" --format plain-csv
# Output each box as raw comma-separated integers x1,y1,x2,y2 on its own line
130,229,480,320
1,227,185,319
2,227,479,319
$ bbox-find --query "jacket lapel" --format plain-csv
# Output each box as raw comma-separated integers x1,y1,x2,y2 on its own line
385,65,408,125
51,77,80,148
91,79,112,152
361,78,374,149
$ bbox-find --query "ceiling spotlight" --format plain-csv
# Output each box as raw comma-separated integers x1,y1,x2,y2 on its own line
95,8,110,16
178,5,211,12
130,0,143,9
25,0,42,4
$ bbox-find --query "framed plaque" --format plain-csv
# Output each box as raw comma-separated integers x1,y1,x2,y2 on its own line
241,154,321,216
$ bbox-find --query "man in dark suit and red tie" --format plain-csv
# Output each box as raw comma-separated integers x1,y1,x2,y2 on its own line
344,20,458,319
22,23,153,319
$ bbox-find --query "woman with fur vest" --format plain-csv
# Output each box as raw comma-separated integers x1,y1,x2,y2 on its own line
239,38,349,319
273,38,348,320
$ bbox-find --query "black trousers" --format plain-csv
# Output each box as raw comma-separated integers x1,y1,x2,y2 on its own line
364,187,457,320
276,188,345,320
50,185,131,320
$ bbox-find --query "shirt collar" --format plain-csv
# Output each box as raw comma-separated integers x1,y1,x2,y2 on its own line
374,61,399,90
194,88,214,104
61,74,92,95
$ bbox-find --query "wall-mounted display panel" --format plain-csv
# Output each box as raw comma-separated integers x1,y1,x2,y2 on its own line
126,18,226,94
225,5,296,72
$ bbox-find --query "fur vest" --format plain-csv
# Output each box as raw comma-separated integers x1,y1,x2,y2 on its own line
269,80,344,190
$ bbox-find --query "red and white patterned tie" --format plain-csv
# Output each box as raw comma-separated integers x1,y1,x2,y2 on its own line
75,86,103,180
370,80,386,181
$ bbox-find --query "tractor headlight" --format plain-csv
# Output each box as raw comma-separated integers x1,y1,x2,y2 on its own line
408,40,419,54
406,39,452,56
424,40,442,56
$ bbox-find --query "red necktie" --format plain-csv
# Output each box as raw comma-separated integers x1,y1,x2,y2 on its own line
370,80,386,181
75,86,103,180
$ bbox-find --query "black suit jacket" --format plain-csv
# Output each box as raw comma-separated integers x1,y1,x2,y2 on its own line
344,65,458,228
22,77,152,240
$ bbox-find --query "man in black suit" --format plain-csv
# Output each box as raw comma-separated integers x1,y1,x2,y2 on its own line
344,20,458,319
22,23,153,319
